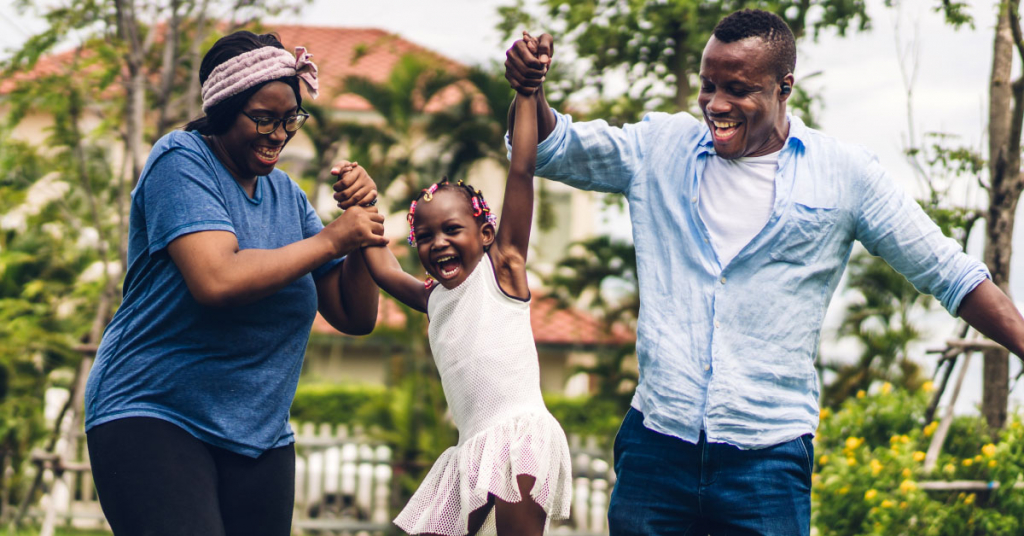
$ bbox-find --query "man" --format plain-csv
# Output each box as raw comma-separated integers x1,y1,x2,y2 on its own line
504,9,1024,535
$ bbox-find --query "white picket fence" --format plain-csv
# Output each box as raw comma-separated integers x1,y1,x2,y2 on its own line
291,422,393,534
27,422,615,535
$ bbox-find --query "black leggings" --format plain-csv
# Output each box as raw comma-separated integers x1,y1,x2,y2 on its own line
87,417,294,536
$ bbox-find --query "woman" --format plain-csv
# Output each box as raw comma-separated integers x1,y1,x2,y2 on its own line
84,31,384,535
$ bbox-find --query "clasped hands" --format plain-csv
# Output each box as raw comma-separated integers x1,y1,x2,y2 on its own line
323,161,387,252
505,31,554,96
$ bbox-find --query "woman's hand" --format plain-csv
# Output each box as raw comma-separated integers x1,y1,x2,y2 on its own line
332,161,378,209
321,205,387,257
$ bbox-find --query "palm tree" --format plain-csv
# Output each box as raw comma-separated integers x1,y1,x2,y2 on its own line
424,63,515,181
341,53,460,209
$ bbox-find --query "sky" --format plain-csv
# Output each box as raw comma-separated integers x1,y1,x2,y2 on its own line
1,0,1021,412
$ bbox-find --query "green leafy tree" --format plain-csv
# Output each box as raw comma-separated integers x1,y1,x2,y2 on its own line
547,236,639,407
498,0,871,116
0,0,307,522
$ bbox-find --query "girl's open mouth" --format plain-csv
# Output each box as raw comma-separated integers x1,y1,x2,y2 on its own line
435,255,461,280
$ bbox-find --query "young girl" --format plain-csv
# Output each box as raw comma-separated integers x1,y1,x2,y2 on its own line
348,54,571,536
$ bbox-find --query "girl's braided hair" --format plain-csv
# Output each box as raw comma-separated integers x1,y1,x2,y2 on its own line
406,177,497,246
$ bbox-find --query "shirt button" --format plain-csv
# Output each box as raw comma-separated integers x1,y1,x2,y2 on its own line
691,197,697,203
704,364,711,371
703,238,708,243
714,320,721,328
720,277,727,284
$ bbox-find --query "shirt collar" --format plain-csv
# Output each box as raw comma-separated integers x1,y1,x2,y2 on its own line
697,114,807,156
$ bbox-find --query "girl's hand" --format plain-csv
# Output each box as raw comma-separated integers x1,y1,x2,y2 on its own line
322,205,387,256
332,161,379,209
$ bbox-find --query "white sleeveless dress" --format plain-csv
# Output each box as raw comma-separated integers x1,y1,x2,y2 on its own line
393,254,573,535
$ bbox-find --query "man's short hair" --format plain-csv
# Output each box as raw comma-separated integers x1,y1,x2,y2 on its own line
713,9,796,81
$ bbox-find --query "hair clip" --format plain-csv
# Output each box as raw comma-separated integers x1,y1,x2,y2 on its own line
424,277,436,290
407,200,418,246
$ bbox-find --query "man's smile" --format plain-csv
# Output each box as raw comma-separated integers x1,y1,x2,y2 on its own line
710,119,742,141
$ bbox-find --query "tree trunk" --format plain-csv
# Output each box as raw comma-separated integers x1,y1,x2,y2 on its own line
155,0,184,137
186,0,211,121
982,0,1023,430
115,0,147,185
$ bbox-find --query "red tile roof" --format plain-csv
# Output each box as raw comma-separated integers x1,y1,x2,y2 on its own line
2,25,472,113
312,293,635,347
273,25,468,112
0,48,87,94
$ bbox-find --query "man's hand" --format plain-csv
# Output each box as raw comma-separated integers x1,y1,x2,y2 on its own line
505,32,553,95
331,161,378,209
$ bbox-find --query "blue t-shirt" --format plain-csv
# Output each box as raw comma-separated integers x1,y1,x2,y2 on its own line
85,130,341,457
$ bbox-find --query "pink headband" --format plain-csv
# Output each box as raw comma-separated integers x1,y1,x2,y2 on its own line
201,46,319,112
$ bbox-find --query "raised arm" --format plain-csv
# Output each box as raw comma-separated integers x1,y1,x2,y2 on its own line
490,64,539,300
360,245,430,313
330,162,430,314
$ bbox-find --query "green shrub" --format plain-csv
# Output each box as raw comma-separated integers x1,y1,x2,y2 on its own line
290,382,390,428
544,394,627,446
814,383,1024,536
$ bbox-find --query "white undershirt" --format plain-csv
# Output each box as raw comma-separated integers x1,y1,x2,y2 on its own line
699,150,780,267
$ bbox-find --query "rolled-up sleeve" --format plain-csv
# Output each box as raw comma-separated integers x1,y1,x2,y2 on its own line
853,155,990,315
505,109,656,194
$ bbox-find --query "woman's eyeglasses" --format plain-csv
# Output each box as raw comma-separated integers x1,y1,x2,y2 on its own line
240,110,310,135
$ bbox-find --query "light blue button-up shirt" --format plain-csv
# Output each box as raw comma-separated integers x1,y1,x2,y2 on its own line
516,110,990,449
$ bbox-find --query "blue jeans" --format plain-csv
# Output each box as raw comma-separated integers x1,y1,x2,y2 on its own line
608,408,812,536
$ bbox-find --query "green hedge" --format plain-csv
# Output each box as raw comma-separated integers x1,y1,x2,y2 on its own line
291,382,627,446
543,394,627,446
290,383,390,428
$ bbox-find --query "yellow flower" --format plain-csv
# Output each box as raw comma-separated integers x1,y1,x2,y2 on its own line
819,455,830,465
902,468,912,478
963,458,973,467
922,381,934,393
900,501,908,509
881,382,892,394
900,480,917,493
839,486,849,495
881,499,894,508
982,444,997,457
964,493,975,505
865,489,878,501
900,435,910,444
820,408,831,420
856,390,866,399
943,463,956,475
989,459,998,468
845,436,862,450
847,457,858,467
924,421,939,437
890,435,901,445
870,459,883,476
913,451,926,462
